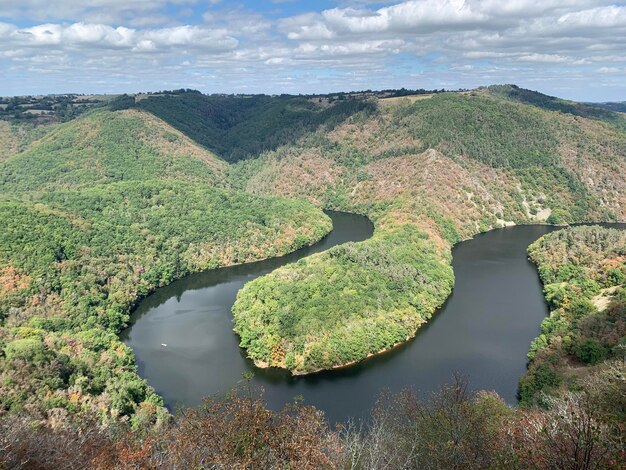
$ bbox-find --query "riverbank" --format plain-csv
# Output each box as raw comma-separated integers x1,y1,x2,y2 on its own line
521,224,626,406
124,222,577,422
233,218,454,375
0,182,332,425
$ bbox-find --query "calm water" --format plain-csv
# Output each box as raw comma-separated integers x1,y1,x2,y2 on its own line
122,214,624,424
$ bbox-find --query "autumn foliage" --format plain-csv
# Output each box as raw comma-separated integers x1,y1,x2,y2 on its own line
3,376,625,469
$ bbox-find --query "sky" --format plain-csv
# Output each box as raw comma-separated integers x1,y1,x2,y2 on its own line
0,1,625,101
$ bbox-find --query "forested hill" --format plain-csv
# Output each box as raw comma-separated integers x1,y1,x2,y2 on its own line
589,101,626,113
0,104,333,425
107,86,626,163
232,86,626,229
523,226,626,408
229,86,626,374
0,108,228,193
487,84,626,129
128,91,375,162
1,84,625,461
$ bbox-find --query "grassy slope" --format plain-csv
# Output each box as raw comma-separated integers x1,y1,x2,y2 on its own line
522,227,626,407
231,89,626,374
1,108,228,193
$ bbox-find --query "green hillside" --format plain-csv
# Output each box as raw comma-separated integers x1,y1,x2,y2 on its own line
234,223,453,373
0,122,20,163
0,106,333,423
0,181,330,421
1,84,625,427
132,90,374,162
0,120,55,163
487,84,626,130
590,101,626,113
523,226,626,408
1,108,227,193
230,87,626,373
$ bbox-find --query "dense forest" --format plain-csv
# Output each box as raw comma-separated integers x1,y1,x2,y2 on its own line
487,85,626,130
131,91,375,162
1,179,330,423
0,120,55,163
234,223,453,373
1,85,625,468
228,87,625,374
1,108,227,193
523,226,626,409
590,101,626,113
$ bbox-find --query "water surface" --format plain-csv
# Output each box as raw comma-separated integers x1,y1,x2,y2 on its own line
122,215,624,423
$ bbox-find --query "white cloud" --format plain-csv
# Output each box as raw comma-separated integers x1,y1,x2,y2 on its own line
0,1,625,100
517,53,587,64
598,66,621,73
276,0,626,73
140,25,237,51
557,5,626,28
0,0,198,24
295,39,405,57
283,0,490,40
1,22,237,52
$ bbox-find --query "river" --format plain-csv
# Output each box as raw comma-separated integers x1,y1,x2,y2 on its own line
121,212,624,423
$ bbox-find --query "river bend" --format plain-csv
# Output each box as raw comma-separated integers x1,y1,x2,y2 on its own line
122,213,624,423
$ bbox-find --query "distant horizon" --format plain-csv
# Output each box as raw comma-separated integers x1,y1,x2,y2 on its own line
1,85,623,104
1,1,625,101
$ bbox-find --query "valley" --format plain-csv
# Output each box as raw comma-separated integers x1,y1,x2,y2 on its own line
1,85,625,467
128,219,612,424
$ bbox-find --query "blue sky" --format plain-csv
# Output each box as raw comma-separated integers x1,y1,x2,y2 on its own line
1,1,625,101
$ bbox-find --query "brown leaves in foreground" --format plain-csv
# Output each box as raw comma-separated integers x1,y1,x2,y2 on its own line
1,383,343,469
0,414,118,469
2,377,624,469
160,389,342,469
501,391,625,470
